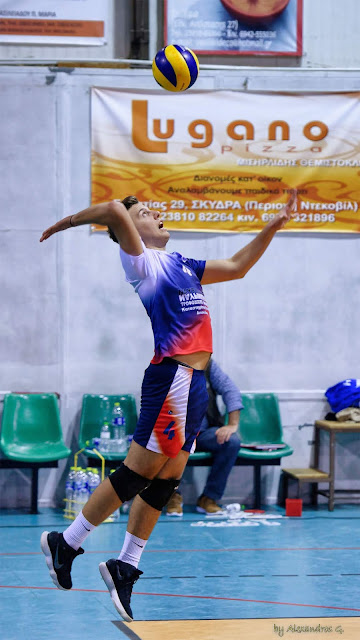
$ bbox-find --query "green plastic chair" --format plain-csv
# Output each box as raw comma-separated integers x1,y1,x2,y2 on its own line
237,393,293,461
0,393,71,462
0,393,71,513
231,393,293,508
79,394,137,461
188,451,212,465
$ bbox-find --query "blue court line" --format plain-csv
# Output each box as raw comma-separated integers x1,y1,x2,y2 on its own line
1,545,360,556
1,584,360,613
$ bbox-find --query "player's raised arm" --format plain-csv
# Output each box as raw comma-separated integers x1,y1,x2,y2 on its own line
201,190,297,285
40,200,143,256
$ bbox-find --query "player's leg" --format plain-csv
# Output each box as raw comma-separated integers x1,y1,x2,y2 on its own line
127,449,190,538
99,450,190,621
40,359,185,590
82,442,168,525
99,359,208,622
40,442,168,591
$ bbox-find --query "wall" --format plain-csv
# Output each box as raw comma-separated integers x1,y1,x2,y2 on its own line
0,59,360,509
3,0,360,69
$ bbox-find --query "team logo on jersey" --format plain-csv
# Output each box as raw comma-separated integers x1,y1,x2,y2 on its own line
182,265,192,276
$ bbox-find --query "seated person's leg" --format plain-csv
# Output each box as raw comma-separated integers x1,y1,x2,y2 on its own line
196,427,241,513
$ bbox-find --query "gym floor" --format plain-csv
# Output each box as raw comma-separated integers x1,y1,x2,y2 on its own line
1,504,359,640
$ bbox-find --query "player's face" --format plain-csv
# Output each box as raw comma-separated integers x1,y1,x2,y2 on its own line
128,203,170,249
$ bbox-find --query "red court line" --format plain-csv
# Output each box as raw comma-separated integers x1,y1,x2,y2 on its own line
1,546,360,557
0,584,106,593
0,584,359,613
143,547,360,553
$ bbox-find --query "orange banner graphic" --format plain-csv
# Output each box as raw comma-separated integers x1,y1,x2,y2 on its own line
91,90,360,234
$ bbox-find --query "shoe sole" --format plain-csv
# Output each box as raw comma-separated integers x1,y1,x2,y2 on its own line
40,531,68,591
166,511,183,517
99,562,133,623
196,506,224,515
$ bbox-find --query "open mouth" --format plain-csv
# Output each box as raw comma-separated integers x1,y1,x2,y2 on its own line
159,220,164,229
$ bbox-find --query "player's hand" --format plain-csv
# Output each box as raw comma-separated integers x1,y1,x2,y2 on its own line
215,426,237,445
273,189,297,229
40,216,73,242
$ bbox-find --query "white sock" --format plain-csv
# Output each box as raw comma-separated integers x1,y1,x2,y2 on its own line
118,531,147,569
63,511,96,550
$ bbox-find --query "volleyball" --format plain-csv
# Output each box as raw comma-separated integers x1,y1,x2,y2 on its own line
152,44,199,92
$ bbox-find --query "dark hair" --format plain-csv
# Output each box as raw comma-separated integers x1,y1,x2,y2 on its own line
107,196,139,244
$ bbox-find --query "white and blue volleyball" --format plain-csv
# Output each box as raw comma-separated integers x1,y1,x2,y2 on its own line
152,44,199,92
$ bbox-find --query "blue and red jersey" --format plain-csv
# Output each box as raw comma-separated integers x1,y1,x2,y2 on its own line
120,243,213,363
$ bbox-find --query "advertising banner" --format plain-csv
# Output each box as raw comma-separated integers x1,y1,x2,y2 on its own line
91,89,360,234
0,0,107,45
164,0,302,56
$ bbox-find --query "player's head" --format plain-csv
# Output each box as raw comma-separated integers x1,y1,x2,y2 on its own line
107,196,137,243
108,196,170,249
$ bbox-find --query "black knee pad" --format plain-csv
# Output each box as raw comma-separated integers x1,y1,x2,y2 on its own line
140,477,180,511
109,463,151,503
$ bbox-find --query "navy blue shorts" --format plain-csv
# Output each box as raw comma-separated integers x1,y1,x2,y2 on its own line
133,358,208,458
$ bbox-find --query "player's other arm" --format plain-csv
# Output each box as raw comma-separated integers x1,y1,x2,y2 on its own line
201,191,297,285
40,200,143,256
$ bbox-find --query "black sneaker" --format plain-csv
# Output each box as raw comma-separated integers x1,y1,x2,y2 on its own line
40,531,84,590
99,559,142,622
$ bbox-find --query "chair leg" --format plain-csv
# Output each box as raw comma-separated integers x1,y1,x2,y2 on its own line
282,472,289,506
31,467,39,514
297,480,301,499
254,464,261,509
311,481,318,506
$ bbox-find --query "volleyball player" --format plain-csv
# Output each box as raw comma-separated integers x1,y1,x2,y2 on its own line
39,190,296,621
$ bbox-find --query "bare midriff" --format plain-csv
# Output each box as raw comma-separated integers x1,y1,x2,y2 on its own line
172,351,211,370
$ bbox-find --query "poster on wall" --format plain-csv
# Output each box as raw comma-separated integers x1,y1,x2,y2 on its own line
0,0,107,45
164,0,302,56
91,89,360,234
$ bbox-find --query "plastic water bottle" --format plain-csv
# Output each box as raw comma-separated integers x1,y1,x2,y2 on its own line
78,473,89,513
99,421,111,453
93,468,101,491
65,466,76,517
225,503,245,519
73,468,86,517
225,503,242,513
111,403,127,453
85,468,93,497
87,467,101,495
91,437,100,450
120,501,130,515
